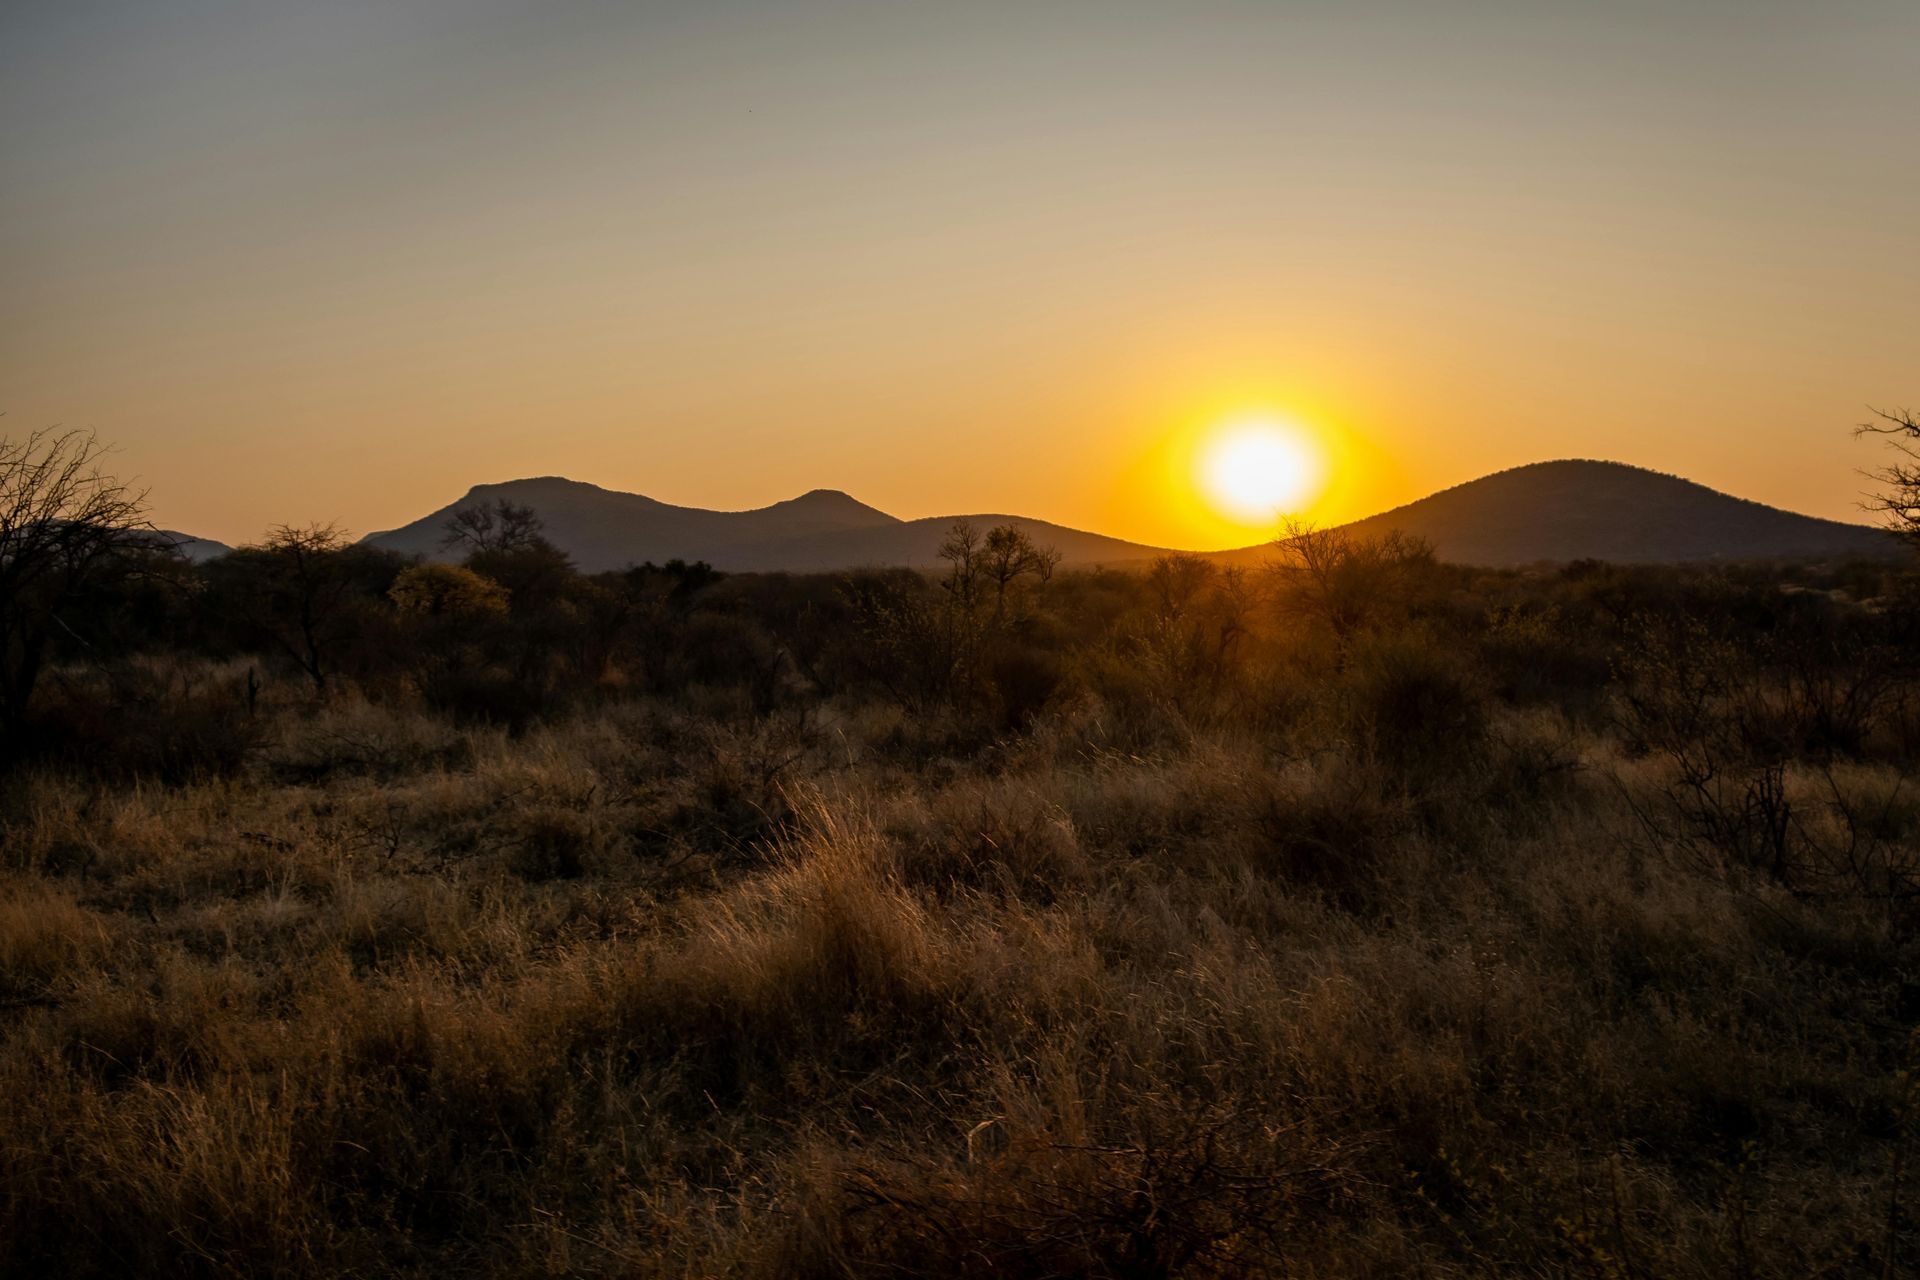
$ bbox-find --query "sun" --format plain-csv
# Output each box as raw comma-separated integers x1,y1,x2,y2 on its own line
1197,416,1325,525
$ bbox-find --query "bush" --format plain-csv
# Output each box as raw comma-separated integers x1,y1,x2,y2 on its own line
1255,766,1397,911
1478,604,1611,714
24,665,263,782
419,666,565,732
1343,634,1489,777
989,644,1069,730
388,563,509,618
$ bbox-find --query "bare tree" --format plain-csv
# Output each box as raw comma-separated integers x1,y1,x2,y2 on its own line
937,519,984,611
933,521,988,703
940,519,1060,621
270,524,356,697
1857,407,1920,549
1269,518,1434,649
442,499,548,557
979,524,1059,621
0,429,151,735
209,523,372,699
915,519,1063,710
1142,553,1251,713
1148,552,1216,623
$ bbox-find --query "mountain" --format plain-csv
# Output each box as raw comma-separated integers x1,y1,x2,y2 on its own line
362,461,1898,574
362,478,1166,572
1211,460,1896,568
142,529,234,561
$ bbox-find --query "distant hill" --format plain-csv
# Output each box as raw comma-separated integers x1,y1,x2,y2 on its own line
142,529,233,562
361,461,1897,573
1212,460,1897,568
362,478,1166,572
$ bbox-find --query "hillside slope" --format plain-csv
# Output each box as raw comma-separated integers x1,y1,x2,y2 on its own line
1214,460,1895,567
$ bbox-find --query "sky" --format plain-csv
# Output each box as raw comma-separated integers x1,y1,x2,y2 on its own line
4,0,1917,550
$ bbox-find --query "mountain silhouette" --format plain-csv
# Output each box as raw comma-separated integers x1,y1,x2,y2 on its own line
363,478,1159,571
360,461,1896,572
139,529,234,562
1219,460,1892,567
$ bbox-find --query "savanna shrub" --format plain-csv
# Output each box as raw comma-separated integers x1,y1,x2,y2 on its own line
1256,768,1395,911
420,666,564,732
989,644,1069,729
25,671,263,781
1479,604,1611,714
387,562,509,617
680,612,783,693
1344,634,1488,776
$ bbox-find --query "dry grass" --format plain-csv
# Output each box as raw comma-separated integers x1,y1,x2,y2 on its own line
2,647,1914,1275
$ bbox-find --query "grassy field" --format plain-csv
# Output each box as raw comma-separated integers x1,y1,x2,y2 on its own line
3,545,1917,1276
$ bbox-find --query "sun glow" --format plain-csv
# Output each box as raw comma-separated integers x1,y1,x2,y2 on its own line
1197,416,1326,525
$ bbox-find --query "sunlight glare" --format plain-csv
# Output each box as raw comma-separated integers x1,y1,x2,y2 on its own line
1198,417,1325,525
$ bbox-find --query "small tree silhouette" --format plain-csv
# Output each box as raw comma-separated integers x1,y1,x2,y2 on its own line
0,429,151,736
1268,517,1434,651
1857,407,1920,549
209,524,397,699
441,498,548,556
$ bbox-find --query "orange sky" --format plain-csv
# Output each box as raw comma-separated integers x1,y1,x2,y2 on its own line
4,2,1916,549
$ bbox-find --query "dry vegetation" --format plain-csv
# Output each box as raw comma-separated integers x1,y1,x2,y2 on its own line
4,496,1920,1275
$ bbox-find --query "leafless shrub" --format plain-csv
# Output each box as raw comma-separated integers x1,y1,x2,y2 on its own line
1268,519,1436,653
1616,616,1920,923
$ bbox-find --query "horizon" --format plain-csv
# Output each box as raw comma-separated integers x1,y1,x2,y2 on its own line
139,454,1889,564
356,454,1895,553
6,2,1917,548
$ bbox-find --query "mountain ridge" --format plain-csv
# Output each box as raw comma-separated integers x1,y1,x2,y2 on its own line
356,459,1898,572
1295,458,1892,566
363,481,1158,571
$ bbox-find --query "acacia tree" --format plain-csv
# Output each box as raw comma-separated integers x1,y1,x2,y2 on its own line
442,498,574,618
208,523,401,699
0,429,151,737
1858,407,1920,549
441,498,547,557
931,520,988,705
937,520,984,610
845,521,1064,715
259,524,355,698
